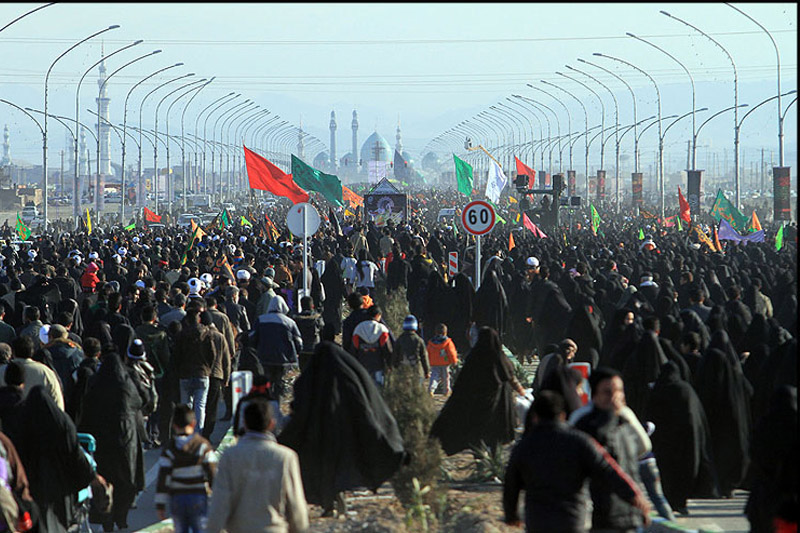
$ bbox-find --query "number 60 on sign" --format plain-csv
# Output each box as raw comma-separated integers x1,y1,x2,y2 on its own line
461,200,495,235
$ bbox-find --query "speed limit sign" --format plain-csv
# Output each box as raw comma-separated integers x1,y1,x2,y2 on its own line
461,200,496,235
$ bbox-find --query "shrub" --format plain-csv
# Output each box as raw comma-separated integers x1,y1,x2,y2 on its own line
468,440,507,483
383,365,445,513
373,283,409,336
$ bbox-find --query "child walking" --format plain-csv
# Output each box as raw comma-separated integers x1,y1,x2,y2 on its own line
427,323,458,396
155,404,217,533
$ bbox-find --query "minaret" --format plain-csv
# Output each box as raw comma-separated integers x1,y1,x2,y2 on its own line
329,110,337,169
96,57,111,177
297,118,305,160
395,116,403,154
1,125,10,166
351,110,358,169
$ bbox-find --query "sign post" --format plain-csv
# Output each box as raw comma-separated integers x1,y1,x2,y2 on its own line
461,200,495,289
286,202,321,309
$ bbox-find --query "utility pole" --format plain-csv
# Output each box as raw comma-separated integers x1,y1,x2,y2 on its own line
761,148,765,193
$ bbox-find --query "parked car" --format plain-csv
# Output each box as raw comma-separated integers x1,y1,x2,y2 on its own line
177,213,200,229
20,205,39,225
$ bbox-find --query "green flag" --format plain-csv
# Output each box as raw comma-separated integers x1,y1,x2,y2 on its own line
291,154,343,206
15,213,30,240
709,189,749,232
677,215,683,232
488,200,506,225
775,223,784,251
124,222,136,231
590,203,601,236
240,215,253,227
220,208,231,228
453,154,473,197
180,226,200,265
638,228,645,240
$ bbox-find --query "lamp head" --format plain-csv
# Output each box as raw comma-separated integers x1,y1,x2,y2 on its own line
626,32,636,38
186,73,195,76
592,53,603,57
577,58,587,64
555,71,564,76
108,25,121,30
660,10,671,17
173,62,184,67
132,39,144,45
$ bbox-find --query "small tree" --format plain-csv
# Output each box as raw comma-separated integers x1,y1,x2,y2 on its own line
383,365,445,513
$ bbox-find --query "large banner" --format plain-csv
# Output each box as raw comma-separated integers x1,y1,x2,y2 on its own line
364,192,408,226
631,172,643,207
773,166,791,221
588,176,596,197
596,170,606,202
687,170,703,215
567,170,576,197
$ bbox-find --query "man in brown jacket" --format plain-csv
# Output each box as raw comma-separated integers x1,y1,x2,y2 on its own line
199,309,231,440
173,308,217,435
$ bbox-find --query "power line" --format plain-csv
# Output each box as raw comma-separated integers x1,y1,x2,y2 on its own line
0,29,794,46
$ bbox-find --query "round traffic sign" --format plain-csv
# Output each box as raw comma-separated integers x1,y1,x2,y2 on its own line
461,200,495,235
285,202,321,237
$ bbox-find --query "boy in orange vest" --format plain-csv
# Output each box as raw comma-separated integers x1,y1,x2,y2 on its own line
426,323,458,396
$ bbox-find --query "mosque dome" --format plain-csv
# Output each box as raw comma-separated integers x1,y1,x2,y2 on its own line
340,152,357,168
360,131,393,164
422,151,441,171
313,151,329,169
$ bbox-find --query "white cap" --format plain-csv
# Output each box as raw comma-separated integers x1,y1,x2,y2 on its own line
112,254,121,264
39,324,50,345
135,279,146,289
236,269,251,281
27,249,37,260
228,244,236,255
73,256,82,265
88,251,99,260
132,236,140,243
155,237,162,243
118,247,127,256
200,273,214,287
239,236,247,243
188,277,203,295
525,256,539,268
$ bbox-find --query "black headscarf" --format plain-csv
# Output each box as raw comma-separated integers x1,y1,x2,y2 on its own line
430,327,516,455
279,341,405,510
647,361,720,511
694,347,751,496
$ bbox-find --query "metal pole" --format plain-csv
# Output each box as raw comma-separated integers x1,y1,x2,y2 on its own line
541,80,589,198
475,235,481,290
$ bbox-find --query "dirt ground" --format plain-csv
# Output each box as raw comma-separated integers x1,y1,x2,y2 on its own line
294,395,524,533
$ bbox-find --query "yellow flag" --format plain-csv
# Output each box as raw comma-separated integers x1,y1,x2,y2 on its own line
693,226,716,252
750,210,762,232
508,196,518,204
190,218,206,240
86,208,92,234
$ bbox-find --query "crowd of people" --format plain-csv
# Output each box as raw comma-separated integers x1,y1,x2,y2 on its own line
0,185,795,533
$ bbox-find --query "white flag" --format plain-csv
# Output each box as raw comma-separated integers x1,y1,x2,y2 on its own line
485,160,508,204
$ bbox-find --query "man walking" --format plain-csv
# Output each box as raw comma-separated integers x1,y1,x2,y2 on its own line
206,397,308,533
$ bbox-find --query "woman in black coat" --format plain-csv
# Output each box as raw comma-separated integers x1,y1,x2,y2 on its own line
320,256,345,335
430,327,524,455
79,352,144,531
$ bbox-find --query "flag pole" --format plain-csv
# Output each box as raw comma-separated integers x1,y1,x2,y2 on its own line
475,234,482,290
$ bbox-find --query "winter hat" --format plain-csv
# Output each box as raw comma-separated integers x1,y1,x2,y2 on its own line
264,267,276,279
127,339,146,360
402,315,418,331
525,256,540,268
135,280,146,289
236,269,251,281
188,277,203,295
200,273,214,287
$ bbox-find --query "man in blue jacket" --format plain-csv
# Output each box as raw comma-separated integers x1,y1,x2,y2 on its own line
249,295,302,402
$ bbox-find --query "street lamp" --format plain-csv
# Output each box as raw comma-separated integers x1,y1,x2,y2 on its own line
123,63,184,215
526,86,572,173
724,3,784,166
44,24,119,230
155,78,205,213
506,97,542,168
180,78,215,211
194,91,236,194
567,64,620,212
221,103,257,202
557,70,605,173
593,53,665,217
95,48,162,218
230,107,265,196
74,39,143,220
139,72,195,212
512,96,560,173
201,93,240,195
542,79,590,197
0,3,55,33
510,96,551,171
212,99,251,202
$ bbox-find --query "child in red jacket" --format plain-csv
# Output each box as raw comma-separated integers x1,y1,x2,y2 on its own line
426,323,458,396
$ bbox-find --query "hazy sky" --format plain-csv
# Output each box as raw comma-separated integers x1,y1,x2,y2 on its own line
0,2,796,168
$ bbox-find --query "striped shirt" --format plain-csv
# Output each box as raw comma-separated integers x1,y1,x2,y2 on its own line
154,432,217,508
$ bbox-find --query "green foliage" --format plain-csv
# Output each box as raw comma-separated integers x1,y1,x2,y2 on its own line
404,477,433,532
372,283,409,335
467,441,507,483
383,365,445,514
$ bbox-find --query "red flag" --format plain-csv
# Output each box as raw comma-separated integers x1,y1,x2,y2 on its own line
144,206,161,223
678,186,691,223
243,145,309,204
522,213,548,238
514,156,536,188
